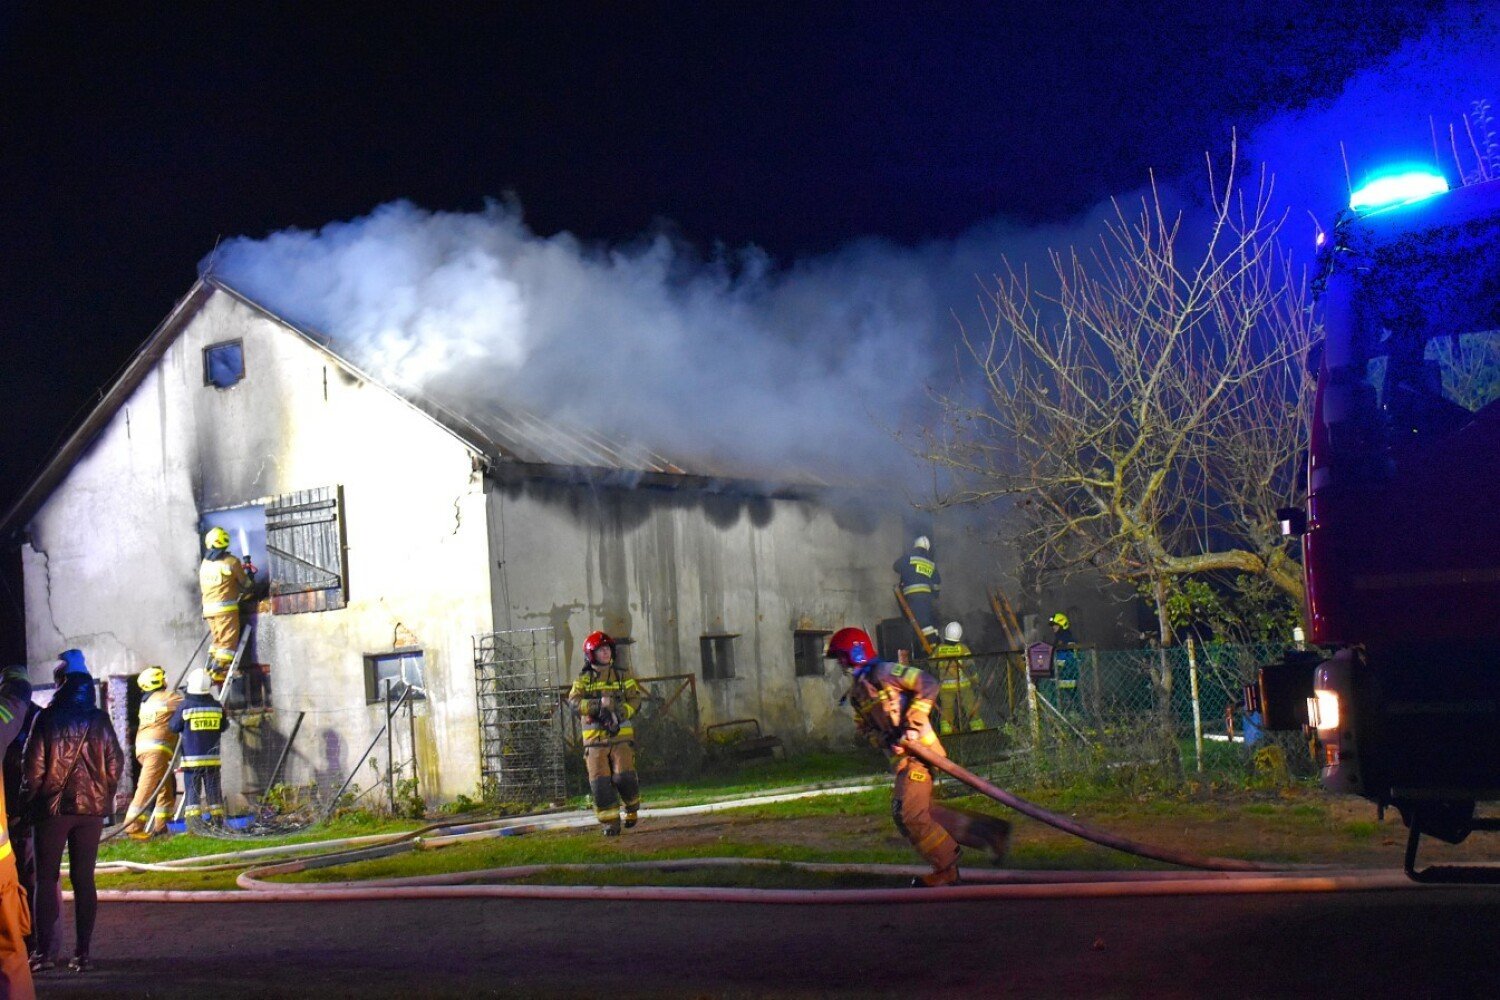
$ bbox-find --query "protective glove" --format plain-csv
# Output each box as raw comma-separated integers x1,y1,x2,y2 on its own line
598,707,622,737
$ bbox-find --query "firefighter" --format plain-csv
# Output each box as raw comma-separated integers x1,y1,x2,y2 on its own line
1049,612,1081,712
0,667,36,997
566,632,643,835
827,627,1011,887
894,535,941,645
169,669,225,828
198,527,252,683
931,622,986,734
122,667,183,839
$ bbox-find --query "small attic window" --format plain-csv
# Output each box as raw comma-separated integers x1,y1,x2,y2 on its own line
204,341,245,389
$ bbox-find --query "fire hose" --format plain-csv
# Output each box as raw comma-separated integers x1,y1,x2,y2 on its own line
85,746,1448,903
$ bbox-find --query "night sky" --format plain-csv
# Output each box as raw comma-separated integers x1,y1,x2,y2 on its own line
0,1,1452,523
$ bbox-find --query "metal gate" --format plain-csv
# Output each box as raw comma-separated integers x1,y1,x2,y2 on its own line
473,627,566,806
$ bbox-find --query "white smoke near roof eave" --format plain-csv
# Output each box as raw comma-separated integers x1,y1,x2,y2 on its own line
205,199,940,487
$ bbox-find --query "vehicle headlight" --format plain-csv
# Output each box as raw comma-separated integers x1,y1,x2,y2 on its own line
1308,689,1340,731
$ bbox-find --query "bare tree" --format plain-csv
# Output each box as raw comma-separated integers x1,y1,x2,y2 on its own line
928,143,1315,643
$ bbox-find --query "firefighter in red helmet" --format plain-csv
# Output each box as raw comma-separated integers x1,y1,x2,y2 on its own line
827,626,1012,886
567,631,644,835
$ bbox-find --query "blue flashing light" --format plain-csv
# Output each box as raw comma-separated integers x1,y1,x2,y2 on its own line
1349,168,1449,213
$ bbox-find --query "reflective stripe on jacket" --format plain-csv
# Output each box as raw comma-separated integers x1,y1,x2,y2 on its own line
845,660,942,758
895,551,941,596
199,551,250,616
567,666,644,746
135,689,183,756
170,693,224,769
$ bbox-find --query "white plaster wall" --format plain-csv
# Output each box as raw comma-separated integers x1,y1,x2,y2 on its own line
24,289,493,801
486,479,904,747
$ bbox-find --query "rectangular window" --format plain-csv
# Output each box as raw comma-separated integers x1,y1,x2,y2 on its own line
204,340,245,388
365,650,426,705
266,486,348,614
699,634,738,681
794,630,832,677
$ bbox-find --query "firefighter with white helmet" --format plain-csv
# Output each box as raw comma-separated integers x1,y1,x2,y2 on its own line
122,666,183,839
169,669,225,827
930,622,986,734
827,626,1011,887
566,631,644,835
198,527,253,682
894,535,942,645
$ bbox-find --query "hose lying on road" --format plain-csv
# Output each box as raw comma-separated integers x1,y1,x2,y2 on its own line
90,765,1431,904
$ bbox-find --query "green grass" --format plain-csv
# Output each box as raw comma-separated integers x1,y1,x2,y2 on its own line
98,814,426,866
91,751,1404,893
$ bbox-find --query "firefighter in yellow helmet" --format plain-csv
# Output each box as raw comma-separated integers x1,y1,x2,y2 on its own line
566,632,643,835
199,527,253,682
122,667,183,839
930,622,986,734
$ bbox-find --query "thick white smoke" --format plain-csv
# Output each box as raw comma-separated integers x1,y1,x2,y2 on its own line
207,200,952,487
202,6,1500,494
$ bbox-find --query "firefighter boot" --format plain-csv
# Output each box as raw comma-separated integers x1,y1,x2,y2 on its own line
985,818,1013,865
624,810,638,829
603,823,622,837
912,848,961,888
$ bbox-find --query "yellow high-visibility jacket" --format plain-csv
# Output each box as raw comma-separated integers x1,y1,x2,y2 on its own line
567,665,643,747
135,689,184,755
199,551,251,616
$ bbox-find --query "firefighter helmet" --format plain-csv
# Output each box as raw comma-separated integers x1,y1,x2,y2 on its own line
1050,612,1070,630
913,535,931,552
138,666,167,692
204,527,231,550
582,630,616,667
186,668,213,695
943,621,963,644
824,627,877,669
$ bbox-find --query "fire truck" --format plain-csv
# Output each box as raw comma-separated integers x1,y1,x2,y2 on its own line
1263,166,1500,880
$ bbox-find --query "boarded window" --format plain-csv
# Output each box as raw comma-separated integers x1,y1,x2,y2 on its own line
266,486,347,614
794,630,832,677
204,341,245,388
365,650,426,704
700,634,738,681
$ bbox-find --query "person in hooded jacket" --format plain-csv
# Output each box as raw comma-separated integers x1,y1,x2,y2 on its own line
22,650,123,974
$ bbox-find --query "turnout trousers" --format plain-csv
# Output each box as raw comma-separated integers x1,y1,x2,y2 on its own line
584,742,640,831
892,755,1011,874
0,851,33,1000
204,611,241,678
124,748,177,834
183,766,224,825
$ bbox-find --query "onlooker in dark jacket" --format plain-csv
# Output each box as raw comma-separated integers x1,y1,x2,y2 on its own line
2,665,41,962
21,650,123,974
0,666,37,998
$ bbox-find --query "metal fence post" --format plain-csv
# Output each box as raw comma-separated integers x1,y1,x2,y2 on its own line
1187,637,1203,774
385,679,396,813
1026,670,1041,747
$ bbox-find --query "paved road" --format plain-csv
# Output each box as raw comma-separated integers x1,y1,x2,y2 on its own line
35,885,1500,998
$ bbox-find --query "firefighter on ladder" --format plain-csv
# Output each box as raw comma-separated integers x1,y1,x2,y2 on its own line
931,622,986,734
198,527,253,683
170,669,225,827
827,627,1011,887
122,666,182,839
894,535,941,646
567,632,643,835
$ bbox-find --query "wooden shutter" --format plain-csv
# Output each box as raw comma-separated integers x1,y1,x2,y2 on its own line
266,486,347,614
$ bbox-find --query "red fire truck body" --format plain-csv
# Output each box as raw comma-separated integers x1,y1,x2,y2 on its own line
1279,171,1500,869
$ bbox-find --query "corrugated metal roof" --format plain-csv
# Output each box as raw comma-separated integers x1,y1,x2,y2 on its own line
2,277,825,539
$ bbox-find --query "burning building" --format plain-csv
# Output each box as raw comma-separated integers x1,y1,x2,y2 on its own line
2,277,919,802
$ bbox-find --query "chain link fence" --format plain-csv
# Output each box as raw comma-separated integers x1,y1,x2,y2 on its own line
923,642,1317,788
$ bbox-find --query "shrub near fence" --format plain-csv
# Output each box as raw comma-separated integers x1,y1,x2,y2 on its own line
919,642,1316,789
